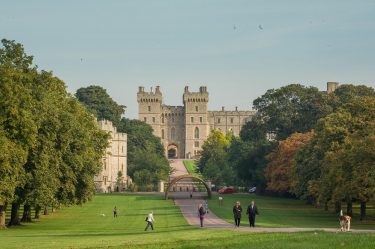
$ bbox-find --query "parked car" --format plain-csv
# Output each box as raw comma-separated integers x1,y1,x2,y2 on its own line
218,187,234,194
248,186,256,193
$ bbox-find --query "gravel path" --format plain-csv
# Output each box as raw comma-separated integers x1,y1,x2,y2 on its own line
174,199,375,234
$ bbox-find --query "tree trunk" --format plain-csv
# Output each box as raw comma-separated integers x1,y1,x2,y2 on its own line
347,201,353,217
43,206,49,215
360,201,366,221
335,201,341,214
34,205,41,219
8,203,21,226
324,202,328,211
0,204,7,229
21,204,32,222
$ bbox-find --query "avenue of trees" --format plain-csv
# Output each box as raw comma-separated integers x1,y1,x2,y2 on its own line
76,86,170,191
197,84,375,219
0,40,109,228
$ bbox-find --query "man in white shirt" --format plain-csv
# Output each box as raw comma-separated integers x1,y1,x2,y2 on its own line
144,211,155,231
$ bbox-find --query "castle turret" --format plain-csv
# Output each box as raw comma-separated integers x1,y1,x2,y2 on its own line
327,82,339,94
183,86,209,158
137,86,163,137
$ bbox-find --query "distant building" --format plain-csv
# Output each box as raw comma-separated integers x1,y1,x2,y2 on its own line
95,120,127,192
327,82,340,94
137,86,255,159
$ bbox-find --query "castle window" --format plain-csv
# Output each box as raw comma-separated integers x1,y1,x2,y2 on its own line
218,118,221,124
148,106,151,112
122,163,124,172
122,146,124,152
194,141,199,148
152,117,155,123
172,117,175,123
161,129,165,139
104,177,107,186
104,159,106,170
230,118,234,124
195,106,198,112
162,117,164,123
194,127,199,139
191,117,194,123
171,127,175,140
200,117,203,123
144,117,147,122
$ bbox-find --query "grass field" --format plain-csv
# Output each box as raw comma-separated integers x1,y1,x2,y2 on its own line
208,193,375,229
183,160,201,177
0,194,374,249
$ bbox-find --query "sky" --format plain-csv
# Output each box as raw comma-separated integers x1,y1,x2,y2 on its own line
1,0,374,118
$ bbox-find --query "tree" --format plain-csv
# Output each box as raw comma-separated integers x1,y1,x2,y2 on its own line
197,130,236,186
0,39,38,227
76,85,125,126
253,84,332,140
330,84,375,111
117,118,169,189
265,131,314,195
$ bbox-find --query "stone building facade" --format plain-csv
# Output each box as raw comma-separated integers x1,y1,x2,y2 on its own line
137,86,255,159
94,120,128,192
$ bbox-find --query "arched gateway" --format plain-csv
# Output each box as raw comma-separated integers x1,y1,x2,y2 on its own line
165,174,212,200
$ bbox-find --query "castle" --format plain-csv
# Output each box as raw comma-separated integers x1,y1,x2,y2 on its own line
137,86,255,159
94,120,128,192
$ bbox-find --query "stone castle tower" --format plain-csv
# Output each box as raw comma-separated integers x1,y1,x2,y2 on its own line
95,120,127,192
138,86,255,159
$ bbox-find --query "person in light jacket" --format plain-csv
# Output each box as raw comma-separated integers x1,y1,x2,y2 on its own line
144,211,155,231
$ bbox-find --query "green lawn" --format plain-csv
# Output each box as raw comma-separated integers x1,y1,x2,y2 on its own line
0,194,374,249
208,193,375,229
183,160,201,177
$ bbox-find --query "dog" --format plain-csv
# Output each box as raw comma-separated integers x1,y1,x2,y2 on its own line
339,215,351,232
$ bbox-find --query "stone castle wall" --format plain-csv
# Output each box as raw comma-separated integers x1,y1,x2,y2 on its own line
137,86,255,158
95,120,127,192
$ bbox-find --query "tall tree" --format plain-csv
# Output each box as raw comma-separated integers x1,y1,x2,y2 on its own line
253,84,332,140
265,131,314,195
76,85,125,126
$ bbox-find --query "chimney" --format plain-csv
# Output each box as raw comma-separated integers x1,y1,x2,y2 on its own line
184,86,189,92
138,86,144,93
222,106,225,111
235,106,238,111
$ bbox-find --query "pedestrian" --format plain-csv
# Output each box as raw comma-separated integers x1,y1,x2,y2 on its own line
144,211,155,231
198,204,205,227
190,192,193,199
246,200,259,227
233,201,242,227
113,206,117,218
204,201,209,214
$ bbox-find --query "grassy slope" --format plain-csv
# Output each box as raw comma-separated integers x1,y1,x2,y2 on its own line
208,193,375,229
0,194,373,249
183,160,201,177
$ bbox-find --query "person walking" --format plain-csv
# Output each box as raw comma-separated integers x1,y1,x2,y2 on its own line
204,201,209,214
113,206,118,218
144,211,155,231
246,200,259,227
233,201,242,227
198,204,205,227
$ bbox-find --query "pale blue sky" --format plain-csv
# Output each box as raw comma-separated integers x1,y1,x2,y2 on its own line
1,0,374,118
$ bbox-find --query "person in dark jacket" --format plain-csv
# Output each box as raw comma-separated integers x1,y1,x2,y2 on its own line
232,201,242,227
246,200,259,227
198,204,205,227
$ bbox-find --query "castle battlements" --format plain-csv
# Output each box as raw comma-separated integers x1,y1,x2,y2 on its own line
138,86,254,159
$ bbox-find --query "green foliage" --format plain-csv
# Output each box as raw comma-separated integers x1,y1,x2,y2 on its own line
253,84,332,140
117,118,169,188
198,130,236,186
0,40,109,226
75,85,125,126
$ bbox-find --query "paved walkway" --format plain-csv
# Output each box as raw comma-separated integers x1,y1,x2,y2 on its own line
169,159,188,178
174,199,375,234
